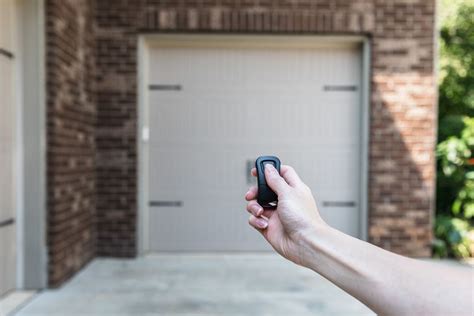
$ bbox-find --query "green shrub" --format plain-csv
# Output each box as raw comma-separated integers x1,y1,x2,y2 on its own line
433,215,474,258
434,1,474,259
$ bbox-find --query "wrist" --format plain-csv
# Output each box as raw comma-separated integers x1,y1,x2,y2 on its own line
295,221,331,269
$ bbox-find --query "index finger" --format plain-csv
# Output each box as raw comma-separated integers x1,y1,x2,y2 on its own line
251,165,303,188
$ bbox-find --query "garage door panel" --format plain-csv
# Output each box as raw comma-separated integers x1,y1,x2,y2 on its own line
0,0,18,296
147,40,362,251
149,196,271,251
320,207,359,236
0,57,17,223
0,0,15,53
150,96,360,145
150,47,359,86
284,148,360,191
149,146,250,192
0,147,15,222
0,58,15,144
149,146,359,193
0,224,16,296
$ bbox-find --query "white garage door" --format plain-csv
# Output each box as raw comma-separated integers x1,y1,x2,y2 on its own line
0,0,18,296
145,37,363,252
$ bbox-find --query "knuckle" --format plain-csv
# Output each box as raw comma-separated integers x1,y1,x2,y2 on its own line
301,183,311,193
266,172,276,180
246,202,254,212
277,187,289,197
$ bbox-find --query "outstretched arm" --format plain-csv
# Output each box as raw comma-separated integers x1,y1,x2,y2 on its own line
245,164,473,316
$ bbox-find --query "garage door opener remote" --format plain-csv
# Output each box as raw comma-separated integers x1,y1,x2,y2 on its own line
255,156,281,209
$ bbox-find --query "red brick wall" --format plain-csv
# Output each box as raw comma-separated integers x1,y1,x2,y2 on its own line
46,0,97,287
95,0,139,256
369,1,436,256
94,0,436,258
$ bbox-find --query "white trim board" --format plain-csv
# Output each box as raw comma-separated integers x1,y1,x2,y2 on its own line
144,34,366,49
16,0,47,289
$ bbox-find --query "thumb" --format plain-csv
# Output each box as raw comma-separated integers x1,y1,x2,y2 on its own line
264,164,289,196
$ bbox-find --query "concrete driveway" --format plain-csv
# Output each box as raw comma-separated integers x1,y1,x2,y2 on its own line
16,254,374,316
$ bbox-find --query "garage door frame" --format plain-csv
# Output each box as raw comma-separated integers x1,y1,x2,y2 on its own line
137,34,371,254
0,0,47,293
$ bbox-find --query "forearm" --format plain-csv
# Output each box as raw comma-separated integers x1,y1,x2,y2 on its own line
299,224,473,316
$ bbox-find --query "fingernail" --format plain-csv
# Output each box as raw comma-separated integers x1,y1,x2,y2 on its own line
256,218,268,229
265,164,274,172
252,205,263,216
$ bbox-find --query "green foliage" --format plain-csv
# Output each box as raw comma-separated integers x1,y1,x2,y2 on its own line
433,215,474,258
438,2,474,120
434,1,474,259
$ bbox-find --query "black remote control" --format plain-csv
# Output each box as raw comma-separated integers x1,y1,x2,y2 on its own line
255,156,281,209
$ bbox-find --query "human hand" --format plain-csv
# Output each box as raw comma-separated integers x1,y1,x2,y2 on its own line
245,164,327,266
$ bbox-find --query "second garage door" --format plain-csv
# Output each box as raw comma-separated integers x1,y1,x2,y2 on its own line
145,36,363,252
